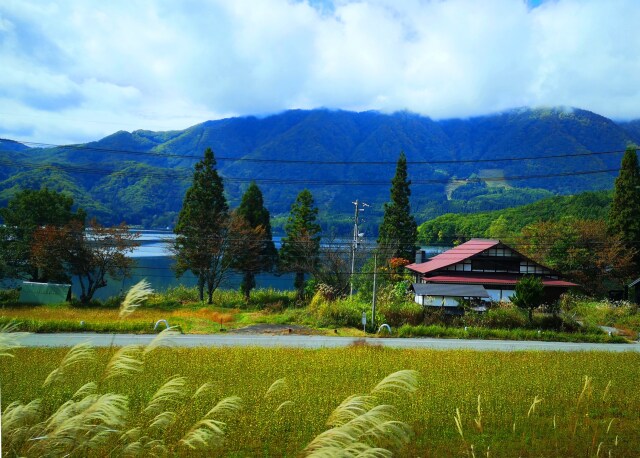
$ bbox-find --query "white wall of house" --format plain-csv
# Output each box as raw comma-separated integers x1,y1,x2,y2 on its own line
485,288,515,302
415,295,461,307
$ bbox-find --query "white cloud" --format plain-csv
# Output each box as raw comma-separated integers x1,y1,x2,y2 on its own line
1,0,640,143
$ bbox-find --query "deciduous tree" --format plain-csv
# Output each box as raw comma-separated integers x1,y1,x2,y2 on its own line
517,218,635,294
0,188,85,280
31,219,139,303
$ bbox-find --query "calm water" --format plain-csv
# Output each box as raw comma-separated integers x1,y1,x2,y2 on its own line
76,231,295,300
68,231,447,300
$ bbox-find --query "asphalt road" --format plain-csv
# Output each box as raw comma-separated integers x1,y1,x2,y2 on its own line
18,333,640,352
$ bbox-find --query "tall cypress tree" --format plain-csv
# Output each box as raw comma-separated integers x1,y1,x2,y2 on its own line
609,146,640,267
378,152,417,261
234,182,278,301
174,147,229,303
280,189,321,300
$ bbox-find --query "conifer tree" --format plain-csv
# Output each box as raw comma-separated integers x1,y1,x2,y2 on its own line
174,148,229,303
609,146,640,267
378,152,417,261
233,182,278,301
280,189,321,300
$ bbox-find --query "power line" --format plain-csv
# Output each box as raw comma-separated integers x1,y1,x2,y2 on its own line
0,140,631,165
0,157,621,186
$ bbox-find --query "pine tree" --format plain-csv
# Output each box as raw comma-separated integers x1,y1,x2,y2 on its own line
173,148,229,303
609,146,640,267
234,182,278,301
377,152,417,261
280,189,321,300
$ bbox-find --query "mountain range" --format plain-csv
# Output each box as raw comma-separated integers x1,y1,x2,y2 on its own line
1,107,638,234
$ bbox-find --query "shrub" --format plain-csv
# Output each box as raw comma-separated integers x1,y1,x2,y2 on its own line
163,284,200,304
309,294,369,328
251,288,295,309
378,301,424,327
483,307,527,329
0,288,19,305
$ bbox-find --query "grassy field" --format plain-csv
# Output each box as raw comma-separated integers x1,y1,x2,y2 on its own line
2,343,640,457
1,285,638,342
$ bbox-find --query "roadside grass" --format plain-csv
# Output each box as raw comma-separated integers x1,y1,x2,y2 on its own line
2,345,640,457
396,324,628,343
561,295,640,339
2,286,639,341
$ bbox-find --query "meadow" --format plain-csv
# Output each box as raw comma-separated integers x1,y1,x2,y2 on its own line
2,340,639,457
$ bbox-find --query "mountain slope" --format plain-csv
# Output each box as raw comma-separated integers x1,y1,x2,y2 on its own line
0,107,634,230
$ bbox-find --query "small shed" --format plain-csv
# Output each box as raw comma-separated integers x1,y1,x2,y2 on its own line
18,281,71,305
410,283,490,308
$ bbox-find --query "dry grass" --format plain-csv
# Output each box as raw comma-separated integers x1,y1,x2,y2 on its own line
2,344,640,457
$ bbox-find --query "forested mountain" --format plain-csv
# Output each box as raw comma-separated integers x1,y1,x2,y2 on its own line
0,107,636,232
417,190,613,244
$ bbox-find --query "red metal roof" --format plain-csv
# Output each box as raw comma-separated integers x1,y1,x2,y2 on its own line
406,239,500,274
424,274,578,288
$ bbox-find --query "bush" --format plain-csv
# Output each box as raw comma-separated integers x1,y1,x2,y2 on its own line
309,293,369,328
377,301,424,327
0,288,19,305
482,307,527,329
163,285,200,304
250,288,295,309
145,294,181,310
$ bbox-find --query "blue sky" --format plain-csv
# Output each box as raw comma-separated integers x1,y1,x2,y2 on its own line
1,0,640,144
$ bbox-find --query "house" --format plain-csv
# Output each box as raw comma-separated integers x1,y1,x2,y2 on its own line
405,239,578,309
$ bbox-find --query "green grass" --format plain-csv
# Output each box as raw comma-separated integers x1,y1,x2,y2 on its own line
396,324,628,343
2,345,640,457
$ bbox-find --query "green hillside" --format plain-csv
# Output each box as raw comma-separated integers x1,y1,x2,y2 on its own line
417,190,612,244
1,107,633,229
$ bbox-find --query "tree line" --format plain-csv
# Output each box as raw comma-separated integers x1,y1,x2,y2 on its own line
0,148,418,304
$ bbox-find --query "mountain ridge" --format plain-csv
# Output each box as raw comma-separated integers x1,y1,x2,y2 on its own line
0,106,636,231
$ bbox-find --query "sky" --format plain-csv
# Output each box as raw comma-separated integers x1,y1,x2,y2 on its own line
2,0,640,144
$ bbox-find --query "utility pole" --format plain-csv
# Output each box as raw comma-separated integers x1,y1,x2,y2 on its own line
350,199,369,297
371,252,377,332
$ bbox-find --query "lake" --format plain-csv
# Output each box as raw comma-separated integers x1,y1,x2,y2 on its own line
70,231,448,300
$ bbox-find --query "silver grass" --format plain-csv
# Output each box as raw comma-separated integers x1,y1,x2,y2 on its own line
120,426,142,442
179,395,242,451
119,279,153,318
307,405,403,455
104,344,143,379
42,341,95,387
276,400,294,412
306,371,417,457
148,411,177,431
362,419,411,449
264,377,287,398
204,395,242,418
29,393,129,456
143,376,188,416
180,418,227,450
143,326,181,355
193,382,214,399
326,395,375,427
370,370,419,397
2,399,42,447
73,381,98,399
122,440,144,456
0,322,28,357
85,428,119,450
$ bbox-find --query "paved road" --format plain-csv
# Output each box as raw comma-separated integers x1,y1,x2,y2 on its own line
18,333,640,352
